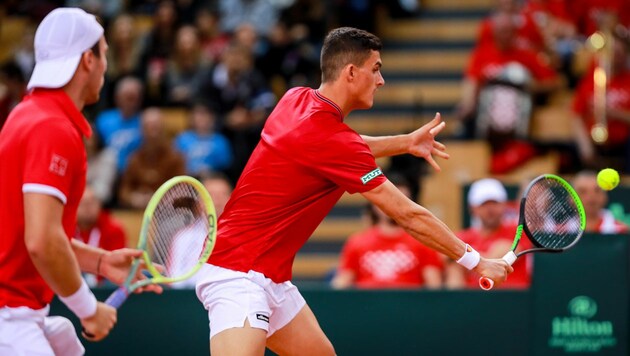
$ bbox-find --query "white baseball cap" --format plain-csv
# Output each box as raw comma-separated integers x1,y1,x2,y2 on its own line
27,7,104,91
468,178,507,207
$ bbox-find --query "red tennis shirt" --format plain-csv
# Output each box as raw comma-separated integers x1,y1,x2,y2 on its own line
208,87,386,282
0,89,91,309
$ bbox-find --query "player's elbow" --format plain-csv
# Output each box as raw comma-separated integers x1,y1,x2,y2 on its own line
24,233,47,261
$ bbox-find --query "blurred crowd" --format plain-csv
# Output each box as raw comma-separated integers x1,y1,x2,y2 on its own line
455,0,630,176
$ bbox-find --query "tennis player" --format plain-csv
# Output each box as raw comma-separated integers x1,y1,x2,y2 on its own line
0,8,161,355
195,27,513,355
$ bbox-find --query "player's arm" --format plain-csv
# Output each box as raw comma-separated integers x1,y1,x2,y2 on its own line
24,193,116,341
71,239,163,294
361,181,513,284
360,113,449,171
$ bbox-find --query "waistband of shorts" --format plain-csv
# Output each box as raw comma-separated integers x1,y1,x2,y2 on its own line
0,305,50,321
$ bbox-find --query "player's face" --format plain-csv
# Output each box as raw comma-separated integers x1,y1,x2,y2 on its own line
85,36,108,105
353,50,384,110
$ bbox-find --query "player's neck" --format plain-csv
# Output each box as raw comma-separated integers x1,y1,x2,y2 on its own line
61,84,87,112
317,82,352,117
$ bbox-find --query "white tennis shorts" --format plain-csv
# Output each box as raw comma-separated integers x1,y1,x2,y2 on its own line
0,305,84,356
196,264,306,339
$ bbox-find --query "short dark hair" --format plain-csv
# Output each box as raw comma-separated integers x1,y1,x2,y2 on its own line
320,27,382,83
90,39,101,57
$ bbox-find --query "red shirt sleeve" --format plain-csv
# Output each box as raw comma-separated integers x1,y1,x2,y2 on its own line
23,119,84,203
312,129,386,194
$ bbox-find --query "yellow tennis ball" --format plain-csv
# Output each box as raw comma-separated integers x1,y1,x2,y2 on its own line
597,168,619,191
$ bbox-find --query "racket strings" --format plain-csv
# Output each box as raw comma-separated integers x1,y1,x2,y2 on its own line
524,179,582,249
147,182,212,278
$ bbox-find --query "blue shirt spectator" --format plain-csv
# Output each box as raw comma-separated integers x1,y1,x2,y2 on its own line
95,76,144,172
174,102,233,176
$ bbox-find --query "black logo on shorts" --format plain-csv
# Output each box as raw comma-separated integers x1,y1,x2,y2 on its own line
256,314,270,323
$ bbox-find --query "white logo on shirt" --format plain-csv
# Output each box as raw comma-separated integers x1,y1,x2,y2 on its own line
49,154,68,176
361,168,382,184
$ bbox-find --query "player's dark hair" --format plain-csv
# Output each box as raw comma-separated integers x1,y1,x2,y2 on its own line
90,39,101,57
320,27,382,83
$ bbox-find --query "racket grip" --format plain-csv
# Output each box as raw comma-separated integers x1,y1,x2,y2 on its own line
105,287,130,309
479,251,518,291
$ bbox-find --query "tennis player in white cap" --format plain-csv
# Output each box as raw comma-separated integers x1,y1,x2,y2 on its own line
0,8,161,355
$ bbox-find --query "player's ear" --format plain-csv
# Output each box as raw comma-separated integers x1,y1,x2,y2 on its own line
79,50,94,71
343,64,355,82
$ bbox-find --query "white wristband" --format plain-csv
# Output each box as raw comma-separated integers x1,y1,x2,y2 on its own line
456,244,481,270
59,279,98,319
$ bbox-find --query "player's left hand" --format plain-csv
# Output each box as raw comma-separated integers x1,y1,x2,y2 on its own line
99,249,164,294
407,112,449,171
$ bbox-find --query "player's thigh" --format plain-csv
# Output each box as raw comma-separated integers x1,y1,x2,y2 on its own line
0,317,55,355
210,318,267,356
266,304,335,356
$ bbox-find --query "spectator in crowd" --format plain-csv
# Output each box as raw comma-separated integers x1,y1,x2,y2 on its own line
198,43,275,184
572,170,629,233
457,11,562,138
85,128,118,205
201,172,233,218
11,24,36,81
257,20,320,94
174,102,233,177
332,174,444,289
569,0,630,38
74,185,127,286
0,61,27,131
279,0,327,45
447,178,532,289
217,0,285,37
65,0,123,24
105,13,142,89
118,107,186,209
139,0,180,105
477,0,550,56
521,0,579,85
195,6,230,64
457,11,562,174
571,28,630,173
163,25,211,106
95,76,144,172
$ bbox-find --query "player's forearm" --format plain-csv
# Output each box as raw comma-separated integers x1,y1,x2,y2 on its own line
395,205,467,262
361,134,411,158
72,239,106,275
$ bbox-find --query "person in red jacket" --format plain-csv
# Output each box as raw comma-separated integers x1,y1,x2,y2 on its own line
447,178,532,289
332,174,444,290
75,185,127,286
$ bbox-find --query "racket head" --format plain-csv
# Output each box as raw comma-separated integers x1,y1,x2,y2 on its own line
519,174,586,252
128,175,217,291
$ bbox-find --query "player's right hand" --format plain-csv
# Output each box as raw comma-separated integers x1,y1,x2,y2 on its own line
81,302,117,341
474,257,513,287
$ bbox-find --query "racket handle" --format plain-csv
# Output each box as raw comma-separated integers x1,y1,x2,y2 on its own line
105,287,130,309
479,251,518,291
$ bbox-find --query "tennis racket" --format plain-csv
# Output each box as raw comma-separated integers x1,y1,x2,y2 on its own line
105,175,217,307
479,174,586,290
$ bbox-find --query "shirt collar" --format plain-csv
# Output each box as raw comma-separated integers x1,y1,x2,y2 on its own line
29,88,93,138
313,89,344,120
